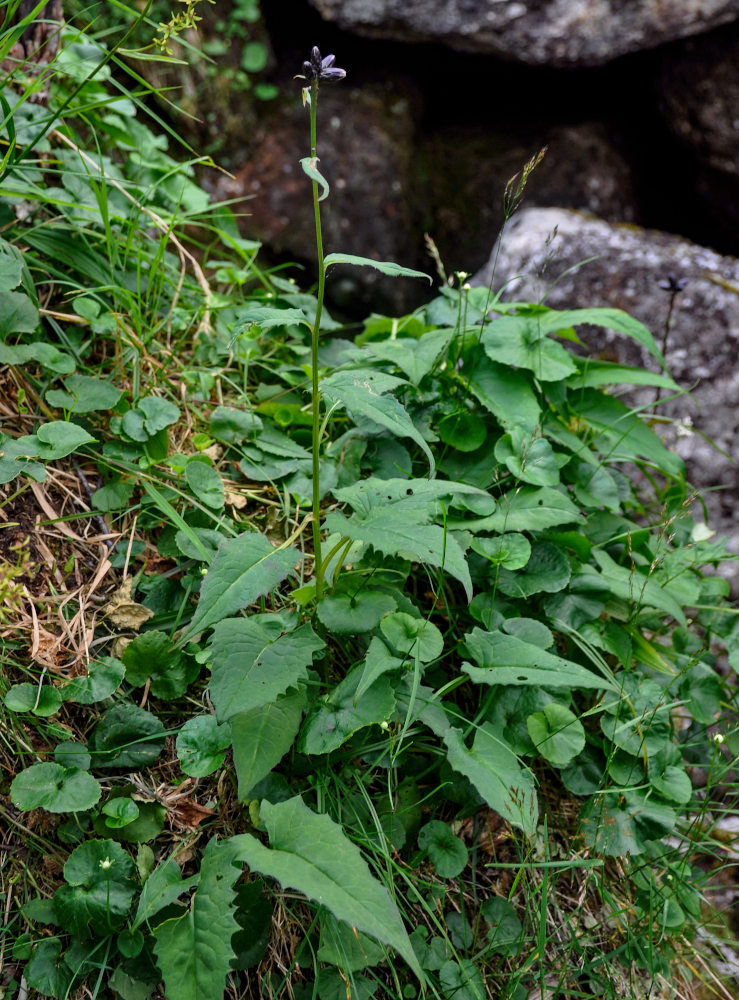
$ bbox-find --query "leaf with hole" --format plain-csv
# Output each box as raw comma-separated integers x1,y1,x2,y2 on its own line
10,762,101,813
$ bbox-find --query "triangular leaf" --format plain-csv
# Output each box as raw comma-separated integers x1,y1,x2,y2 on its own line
209,617,324,721
184,532,299,638
231,797,423,978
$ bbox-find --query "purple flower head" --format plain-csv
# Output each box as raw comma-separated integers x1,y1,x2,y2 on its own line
299,46,346,83
658,272,687,294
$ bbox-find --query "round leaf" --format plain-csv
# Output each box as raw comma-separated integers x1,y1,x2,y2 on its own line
526,703,585,767
61,656,125,704
10,762,101,813
176,715,231,777
498,541,571,598
316,591,397,634
54,839,136,937
380,612,443,663
5,682,62,716
438,412,487,452
102,797,141,828
185,460,225,509
122,631,197,699
481,896,522,956
417,821,468,878
470,533,530,570
89,703,166,769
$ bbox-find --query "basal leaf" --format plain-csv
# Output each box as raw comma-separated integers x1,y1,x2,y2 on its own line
482,315,577,382
10,762,100,813
462,628,615,691
53,840,136,938
299,667,395,755
354,636,404,702
231,797,422,978
538,308,664,363
455,486,583,533
209,617,324,721
231,687,308,800
592,549,686,625
324,253,431,283
184,532,299,638
154,839,242,1000
324,508,472,600
497,540,571,598
61,656,124,704
45,374,123,413
176,715,231,777
133,860,199,931
316,590,397,634
443,724,538,836
333,476,488,520
321,370,435,473
185,461,225,510
364,328,454,383
35,421,96,459
526,704,585,767
465,354,541,433
567,358,678,391
494,432,560,487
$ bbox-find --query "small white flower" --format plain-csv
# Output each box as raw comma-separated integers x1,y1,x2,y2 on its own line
380,720,390,731
712,732,725,745
99,857,113,870
675,415,694,439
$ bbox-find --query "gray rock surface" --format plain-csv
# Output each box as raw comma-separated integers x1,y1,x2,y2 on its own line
473,207,739,573
308,0,739,67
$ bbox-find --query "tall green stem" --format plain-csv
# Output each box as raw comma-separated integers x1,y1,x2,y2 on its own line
309,80,325,598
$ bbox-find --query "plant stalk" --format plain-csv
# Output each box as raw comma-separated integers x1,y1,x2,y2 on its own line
309,79,325,598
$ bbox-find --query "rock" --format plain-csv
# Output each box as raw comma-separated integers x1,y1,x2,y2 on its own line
659,23,739,176
307,0,739,67
421,122,637,277
473,208,739,573
206,82,424,315
658,24,739,247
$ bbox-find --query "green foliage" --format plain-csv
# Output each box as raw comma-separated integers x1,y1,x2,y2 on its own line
3,6,737,1000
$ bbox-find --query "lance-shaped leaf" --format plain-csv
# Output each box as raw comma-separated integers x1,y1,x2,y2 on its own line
324,253,431,283
462,628,616,691
300,156,330,201
324,508,472,600
452,486,583,533
321,369,435,473
231,686,308,800
154,839,243,1000
443,724,538,836
537,307,664,364
183,532,299,638
333,476,489,520
232,797,423,979
209,617,324,721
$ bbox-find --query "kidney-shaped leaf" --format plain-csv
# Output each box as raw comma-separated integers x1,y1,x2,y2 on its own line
10,762,100,813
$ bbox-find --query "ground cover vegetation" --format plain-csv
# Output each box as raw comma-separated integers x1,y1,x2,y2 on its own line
1,3,738,999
